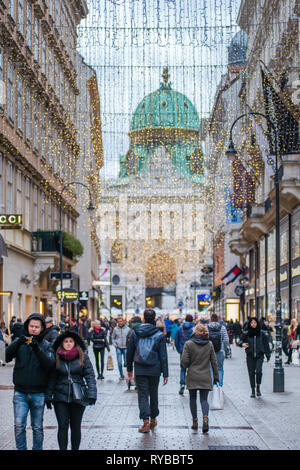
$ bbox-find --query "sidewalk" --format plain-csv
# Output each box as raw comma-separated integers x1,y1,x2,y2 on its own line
0,343,299,450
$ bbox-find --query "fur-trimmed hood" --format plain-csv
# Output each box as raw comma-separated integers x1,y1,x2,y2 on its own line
53,330,87,352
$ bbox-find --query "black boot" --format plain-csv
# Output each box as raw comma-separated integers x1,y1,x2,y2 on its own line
256,385,261,397
191,418,198,430
250,387,255,398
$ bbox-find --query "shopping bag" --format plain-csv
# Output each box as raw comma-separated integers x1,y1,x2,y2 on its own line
208,385,224,410
107,354,114,371
292,349,299,365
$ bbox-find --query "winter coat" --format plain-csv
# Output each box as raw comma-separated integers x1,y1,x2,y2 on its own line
181,334,219,390
43,325,60,344
170,323,179,339
127,323,169,377
45,331,97,405
164,318,172,333
112,324,131,349
207,322,229,353
5,313,55,394
233,321,242,335
90,328,110,351
175,321,194,353
239,329,271,360
77,322,89,340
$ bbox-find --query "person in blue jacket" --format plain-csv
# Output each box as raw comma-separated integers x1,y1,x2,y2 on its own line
164,315,172,344
175,314,194,395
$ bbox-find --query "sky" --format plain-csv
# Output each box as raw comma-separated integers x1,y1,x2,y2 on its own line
77,0,242,180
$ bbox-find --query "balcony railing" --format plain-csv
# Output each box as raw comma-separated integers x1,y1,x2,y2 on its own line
32,231,73,260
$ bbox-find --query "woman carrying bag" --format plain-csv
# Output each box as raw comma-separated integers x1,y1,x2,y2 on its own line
181,323,219,434
45,331,97,450
286,318,299,365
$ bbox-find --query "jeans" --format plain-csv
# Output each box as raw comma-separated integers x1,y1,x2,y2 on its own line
54,401,85,450
116,347,127,377
180,353,186,386
210,350,225,386
13,391,45,450
189,389,210,418
135,375,160,420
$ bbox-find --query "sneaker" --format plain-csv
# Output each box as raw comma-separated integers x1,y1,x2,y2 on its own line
179,386,185,395
119,376,125,380
138,420,150,433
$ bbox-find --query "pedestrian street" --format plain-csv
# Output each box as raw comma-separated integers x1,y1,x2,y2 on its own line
0,343,300,451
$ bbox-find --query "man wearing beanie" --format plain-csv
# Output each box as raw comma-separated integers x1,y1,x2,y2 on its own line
6,313,55,450
175,314,195,395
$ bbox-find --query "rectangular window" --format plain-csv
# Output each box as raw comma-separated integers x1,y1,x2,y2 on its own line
0,46,3,111
17,75,23,131
54,58,58,95
25,88,31,141
8,0,15,19
55,0,59,27
17,0,24,35
33,185,38,231
293,223,300,260
40,191,45,230
280,230,288,266
60,65,64,104
33,99,39,151
49,0,53,17
53,204,58,230
24,177,30,230
34,18,39,62
6,160,13,213
53,128,58,172
48,121,53,167
16,169,22,214
41,109,46,158
0,154,3,211
26,2,32,49
47,200,52,229
42,35,46,75
7,61,14,123
48,49,53,86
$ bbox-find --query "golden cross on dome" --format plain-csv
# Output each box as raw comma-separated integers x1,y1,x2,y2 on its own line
162,67,170,86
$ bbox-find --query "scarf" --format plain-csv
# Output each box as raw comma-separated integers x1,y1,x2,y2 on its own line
57,345,79,362
94,328,100,334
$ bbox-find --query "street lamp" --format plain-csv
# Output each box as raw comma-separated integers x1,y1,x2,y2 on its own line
226,111,284,393
59,181,95,323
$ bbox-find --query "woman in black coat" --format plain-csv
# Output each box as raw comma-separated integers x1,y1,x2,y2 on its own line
239,317,271,398
45,331,97,450
89,320,110,379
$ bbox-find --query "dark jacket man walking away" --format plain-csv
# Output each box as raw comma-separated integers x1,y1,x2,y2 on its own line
44,317,60,344
127,308,169,433
6,313,55,450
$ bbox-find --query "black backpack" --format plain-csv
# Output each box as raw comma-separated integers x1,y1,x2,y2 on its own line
133,331,162,366
208,324,222,352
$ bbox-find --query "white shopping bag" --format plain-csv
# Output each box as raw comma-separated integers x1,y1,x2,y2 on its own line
208,385,224,410
292,349,299,365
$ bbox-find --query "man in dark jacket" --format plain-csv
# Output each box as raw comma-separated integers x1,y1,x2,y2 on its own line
43,317,60,344
174,314,194,395
6,313,55,450
127,309,168,433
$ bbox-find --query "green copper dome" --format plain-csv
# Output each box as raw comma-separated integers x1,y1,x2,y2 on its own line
130,73,200,132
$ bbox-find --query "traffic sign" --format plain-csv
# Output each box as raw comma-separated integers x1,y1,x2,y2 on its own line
79,291,89,301
50,272,73,281
178,301,184,308
235,285,245,296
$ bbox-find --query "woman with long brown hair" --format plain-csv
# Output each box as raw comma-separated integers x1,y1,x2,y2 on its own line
181,323,219,433
45,331,97,450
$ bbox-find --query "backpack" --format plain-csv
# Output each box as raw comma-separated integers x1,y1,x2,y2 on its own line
208,324,222,352
133,331,162,366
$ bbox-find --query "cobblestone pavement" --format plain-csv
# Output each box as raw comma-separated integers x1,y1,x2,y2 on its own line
0,343,299,450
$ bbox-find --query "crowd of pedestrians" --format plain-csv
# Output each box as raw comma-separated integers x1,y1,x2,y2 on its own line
1,309,299,449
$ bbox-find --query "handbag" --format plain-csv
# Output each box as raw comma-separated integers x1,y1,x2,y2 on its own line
208,384,224,410
107,354,114,370
64,363,90,406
